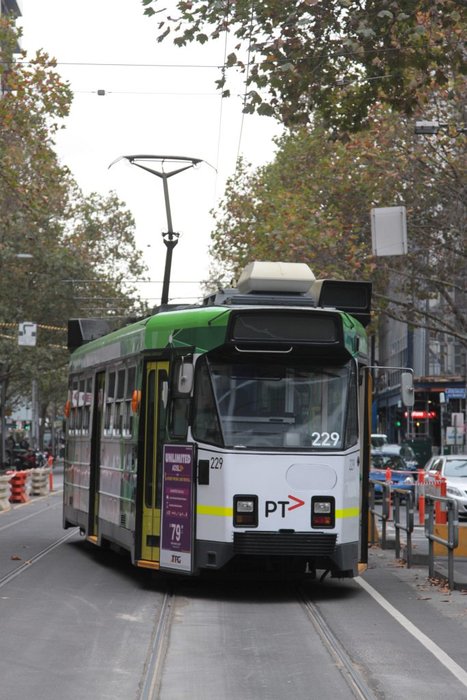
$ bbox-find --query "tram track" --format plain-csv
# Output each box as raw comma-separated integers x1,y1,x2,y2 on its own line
297,585,378,700
138,586,176,700
0,528,78,589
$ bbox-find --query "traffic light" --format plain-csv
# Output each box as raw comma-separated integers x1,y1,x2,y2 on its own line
395,409,403,428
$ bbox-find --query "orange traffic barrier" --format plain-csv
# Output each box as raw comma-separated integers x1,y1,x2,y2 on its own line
438,476,447,524
47,454,54,491
9,470,29,503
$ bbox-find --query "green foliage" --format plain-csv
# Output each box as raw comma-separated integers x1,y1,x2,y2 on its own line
0,18,149,438
208,98,466,344
141,0,466,130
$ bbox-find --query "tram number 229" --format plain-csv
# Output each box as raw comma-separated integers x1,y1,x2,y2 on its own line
210,457,223,470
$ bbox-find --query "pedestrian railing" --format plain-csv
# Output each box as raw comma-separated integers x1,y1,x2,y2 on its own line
424,494,459,590
369,479,391,548
392,488,415,568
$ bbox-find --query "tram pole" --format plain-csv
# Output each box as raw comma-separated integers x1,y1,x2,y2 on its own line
109,155,203,305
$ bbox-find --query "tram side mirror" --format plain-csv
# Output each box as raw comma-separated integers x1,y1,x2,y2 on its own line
401,371,414,407
176,358,194,395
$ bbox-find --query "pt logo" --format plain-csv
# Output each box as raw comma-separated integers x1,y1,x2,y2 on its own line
171,554,182,564
265,495,305,517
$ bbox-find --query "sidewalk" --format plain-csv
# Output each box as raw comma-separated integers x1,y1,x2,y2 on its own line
385,523,467,591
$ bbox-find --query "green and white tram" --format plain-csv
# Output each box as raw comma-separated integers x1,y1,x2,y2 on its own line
63,261,372,578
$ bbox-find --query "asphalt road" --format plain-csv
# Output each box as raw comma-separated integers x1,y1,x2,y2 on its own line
1,478,467,700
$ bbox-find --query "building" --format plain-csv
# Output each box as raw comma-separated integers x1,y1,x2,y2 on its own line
374,317,466,454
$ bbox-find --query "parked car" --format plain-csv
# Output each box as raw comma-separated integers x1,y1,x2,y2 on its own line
371,433,388,448
424,455,467,519
370,450,417,497
377,443,420,470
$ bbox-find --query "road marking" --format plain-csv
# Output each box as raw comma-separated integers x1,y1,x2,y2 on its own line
356,576,467,688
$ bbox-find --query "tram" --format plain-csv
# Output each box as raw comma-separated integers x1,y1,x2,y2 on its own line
63,261,372,578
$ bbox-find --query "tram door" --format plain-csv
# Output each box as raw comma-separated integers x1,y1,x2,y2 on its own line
88,371,105,541
139,361,169,564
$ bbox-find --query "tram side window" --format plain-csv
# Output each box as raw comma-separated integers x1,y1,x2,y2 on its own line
192,360,222,446
123,366,136,437
104,371,116,436
76,379,85,433
113,368,125,436
69,379,79,435
169,398,190,439
82,377,92,434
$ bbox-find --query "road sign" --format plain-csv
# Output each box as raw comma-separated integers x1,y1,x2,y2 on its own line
445,388,466,400
18,322,37,347
370,206,408,256
446,426,465,445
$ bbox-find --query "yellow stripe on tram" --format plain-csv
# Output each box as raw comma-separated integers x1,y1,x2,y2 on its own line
197,505,359,519
335,507,360,519
197,504,234,518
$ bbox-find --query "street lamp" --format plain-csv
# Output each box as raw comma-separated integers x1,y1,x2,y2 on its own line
109,154,203,305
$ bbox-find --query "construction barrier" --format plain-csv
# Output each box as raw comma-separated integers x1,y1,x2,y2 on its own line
0,473,12,512
417,470,447,525
9,470,30,504
47,454,54,491
30,467,51,497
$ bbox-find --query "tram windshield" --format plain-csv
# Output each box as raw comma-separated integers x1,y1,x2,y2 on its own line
192,357,358,450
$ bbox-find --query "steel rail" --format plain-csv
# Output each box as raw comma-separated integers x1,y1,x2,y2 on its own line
138,588,175,700
298,586,377,700
0,529,78,589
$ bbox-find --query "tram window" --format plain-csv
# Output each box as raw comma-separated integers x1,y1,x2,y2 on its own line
209,359,351,450
83,404,90,434
117,369,125,399
126,367,136,398
85,377,92,401
122,366,136,436
107,371,116,399
113,402,122,436
122,402,132,437
192,360,222,446
169,398,190,439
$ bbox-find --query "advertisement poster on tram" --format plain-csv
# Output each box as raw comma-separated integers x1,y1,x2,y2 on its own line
160,444,195,573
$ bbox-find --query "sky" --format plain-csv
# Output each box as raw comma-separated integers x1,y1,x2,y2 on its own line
17,0,282,306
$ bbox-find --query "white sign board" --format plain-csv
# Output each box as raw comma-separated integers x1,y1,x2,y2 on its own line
446,426,465,445
371,206,408,256
18,322,37,347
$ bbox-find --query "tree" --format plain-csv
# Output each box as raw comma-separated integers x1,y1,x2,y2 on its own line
207,99,466,346
142,0,466,130
0,18,149,450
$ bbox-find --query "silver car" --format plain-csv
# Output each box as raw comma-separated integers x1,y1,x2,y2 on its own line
424,455,467,518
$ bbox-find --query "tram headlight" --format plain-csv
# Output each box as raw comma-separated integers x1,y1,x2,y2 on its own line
233,495,258,527
311,497,335,528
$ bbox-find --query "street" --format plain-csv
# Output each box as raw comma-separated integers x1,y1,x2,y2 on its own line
1,474,467,700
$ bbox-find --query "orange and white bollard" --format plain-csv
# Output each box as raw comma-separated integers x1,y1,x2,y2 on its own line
47,454,54,492
434,472,442,523
439,476,447,524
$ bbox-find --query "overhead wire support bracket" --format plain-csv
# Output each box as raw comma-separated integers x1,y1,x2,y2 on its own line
109,154,204,305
